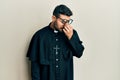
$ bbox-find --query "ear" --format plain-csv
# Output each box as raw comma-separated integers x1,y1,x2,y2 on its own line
52,15,56,22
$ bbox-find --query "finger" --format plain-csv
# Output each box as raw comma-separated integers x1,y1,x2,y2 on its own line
66,25,70,30
64,26,69,32
66,26,73,33
63,28,67,34
65,24,73,30
65,24,70,28
68,25,73,30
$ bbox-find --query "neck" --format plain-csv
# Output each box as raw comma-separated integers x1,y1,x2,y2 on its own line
50,22,55,30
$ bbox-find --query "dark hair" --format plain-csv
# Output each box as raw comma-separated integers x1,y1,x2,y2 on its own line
53,4,73,18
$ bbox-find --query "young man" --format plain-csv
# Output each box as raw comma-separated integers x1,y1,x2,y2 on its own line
27,4,84,80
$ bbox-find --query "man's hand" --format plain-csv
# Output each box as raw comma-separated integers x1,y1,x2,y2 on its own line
63,24,73,40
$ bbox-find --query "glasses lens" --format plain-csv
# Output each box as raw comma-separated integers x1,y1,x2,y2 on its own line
58,17,73,24
62,19,67,24
68,19,73,24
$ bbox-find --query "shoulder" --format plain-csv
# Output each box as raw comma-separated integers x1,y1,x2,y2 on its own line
32,26,49,39
36,26,48,34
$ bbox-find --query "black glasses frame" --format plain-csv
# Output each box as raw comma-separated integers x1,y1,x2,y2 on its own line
57,17,73,24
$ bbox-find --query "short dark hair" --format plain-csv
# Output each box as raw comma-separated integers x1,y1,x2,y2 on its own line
53,4,73,18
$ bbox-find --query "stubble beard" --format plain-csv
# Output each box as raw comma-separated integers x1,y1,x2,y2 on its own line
53,21,63,32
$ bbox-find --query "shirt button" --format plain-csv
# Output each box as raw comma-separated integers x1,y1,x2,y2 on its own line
56,39,58,41
56,65,58,68
56,59,58,61
56,52,58,55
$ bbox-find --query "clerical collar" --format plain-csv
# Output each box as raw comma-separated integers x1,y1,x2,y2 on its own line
48,23,59,33
54,30,58,33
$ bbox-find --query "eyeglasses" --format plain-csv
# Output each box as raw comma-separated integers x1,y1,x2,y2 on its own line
57,17,73,24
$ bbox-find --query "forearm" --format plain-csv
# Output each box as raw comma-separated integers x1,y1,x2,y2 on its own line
69,31,84,58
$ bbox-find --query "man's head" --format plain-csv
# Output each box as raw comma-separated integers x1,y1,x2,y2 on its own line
51,4,73,32
53,4,73,18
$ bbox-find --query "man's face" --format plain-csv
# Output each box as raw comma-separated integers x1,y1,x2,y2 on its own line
52,14,71,32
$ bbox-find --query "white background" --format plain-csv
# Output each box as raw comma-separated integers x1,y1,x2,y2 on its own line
0,0,120,80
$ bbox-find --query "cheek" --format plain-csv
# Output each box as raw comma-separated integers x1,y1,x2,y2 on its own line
56,20,64,28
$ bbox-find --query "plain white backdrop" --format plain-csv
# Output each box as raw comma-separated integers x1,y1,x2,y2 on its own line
0,0,120,80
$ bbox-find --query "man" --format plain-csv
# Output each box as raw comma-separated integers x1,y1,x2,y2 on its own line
27,4,84,80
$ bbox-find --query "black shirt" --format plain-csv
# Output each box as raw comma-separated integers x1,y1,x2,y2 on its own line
27,23,84,80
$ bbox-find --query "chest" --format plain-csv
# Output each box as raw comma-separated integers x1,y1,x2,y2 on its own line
40,32,71,61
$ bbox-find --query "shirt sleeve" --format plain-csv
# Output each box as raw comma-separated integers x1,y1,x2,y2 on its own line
68,30,85,58
31,61,40,80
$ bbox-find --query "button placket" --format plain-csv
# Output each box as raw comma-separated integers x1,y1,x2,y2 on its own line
53,31,60,80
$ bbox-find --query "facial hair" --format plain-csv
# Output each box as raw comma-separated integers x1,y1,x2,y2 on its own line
53,21,64,32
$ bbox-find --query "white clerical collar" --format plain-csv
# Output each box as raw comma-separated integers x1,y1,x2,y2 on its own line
54,30,58,33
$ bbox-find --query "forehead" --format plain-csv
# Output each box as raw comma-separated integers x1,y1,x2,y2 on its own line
59,14,71,20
